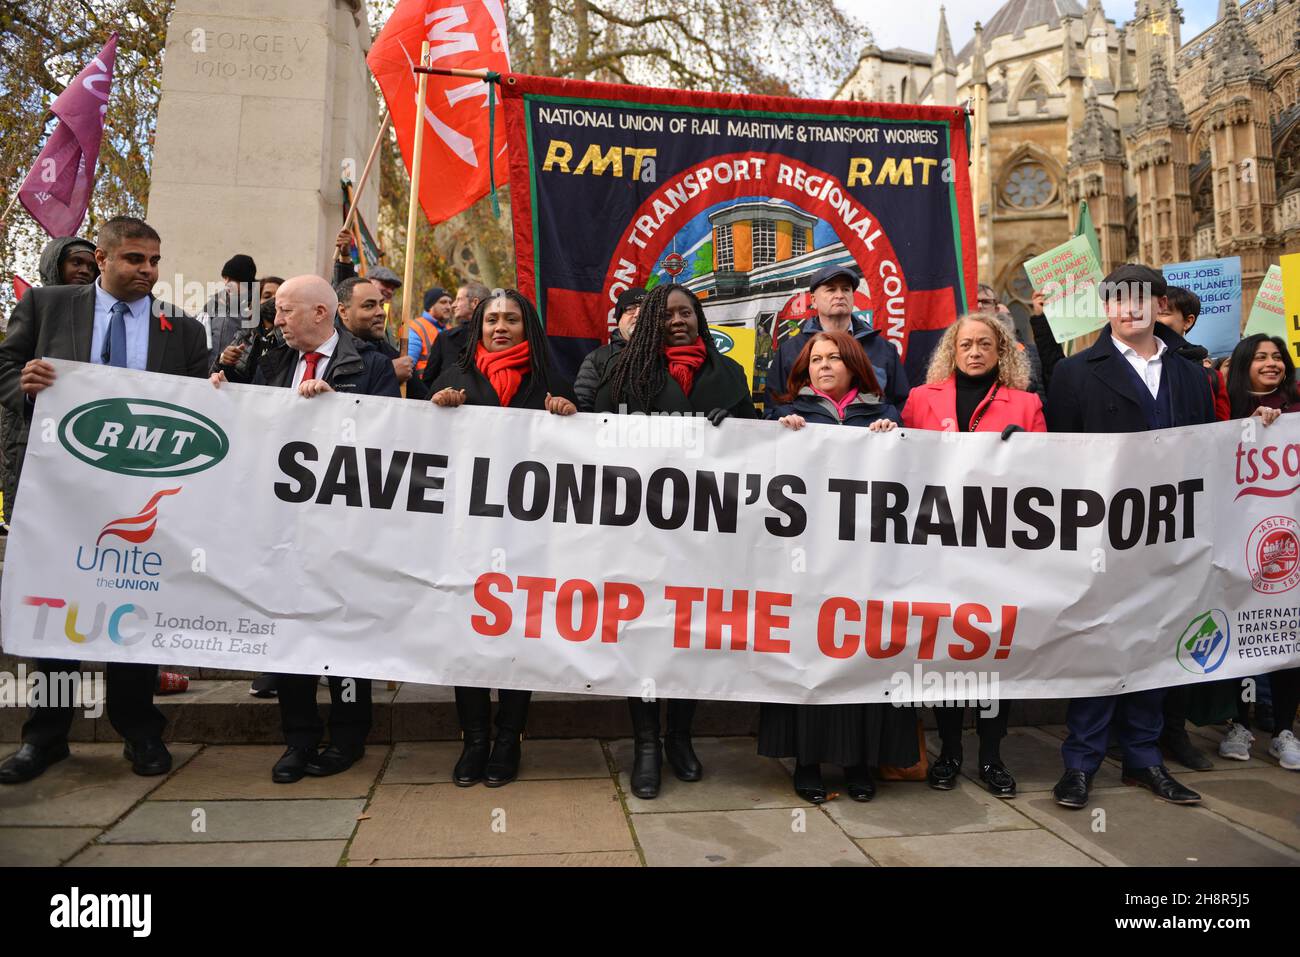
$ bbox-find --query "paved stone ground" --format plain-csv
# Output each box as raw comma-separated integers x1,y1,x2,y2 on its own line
1,723,1297,867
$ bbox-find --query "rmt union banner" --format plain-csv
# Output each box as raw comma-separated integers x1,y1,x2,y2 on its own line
3,361,1298,705
501,75,979,384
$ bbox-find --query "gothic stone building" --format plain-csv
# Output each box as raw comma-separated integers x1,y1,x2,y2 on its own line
835,0,1300,334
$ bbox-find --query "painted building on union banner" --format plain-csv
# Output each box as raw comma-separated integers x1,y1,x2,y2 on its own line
835,0,1300,333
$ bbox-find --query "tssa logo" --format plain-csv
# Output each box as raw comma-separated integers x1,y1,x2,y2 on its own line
75,489,181,592
60,398,228,476
1234,440,1300,500
1175,610,1230,675
1246,515,1300,595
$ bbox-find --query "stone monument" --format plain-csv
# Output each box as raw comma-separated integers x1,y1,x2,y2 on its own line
147,0,381,308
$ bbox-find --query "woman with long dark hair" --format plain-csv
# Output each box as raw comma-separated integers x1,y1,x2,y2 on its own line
1216,333,1299,771
759,330,917,804
430,288,577,786
593,283,758,799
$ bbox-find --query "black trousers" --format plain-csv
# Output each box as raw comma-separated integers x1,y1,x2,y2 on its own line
277,675,372,751
934,701,1010,761
21,658,163,746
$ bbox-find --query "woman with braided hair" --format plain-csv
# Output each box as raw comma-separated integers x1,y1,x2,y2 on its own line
594,283,758,799
430,288,577,787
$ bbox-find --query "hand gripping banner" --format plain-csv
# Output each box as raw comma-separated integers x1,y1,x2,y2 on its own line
500,75,978,388
3,362,1298,707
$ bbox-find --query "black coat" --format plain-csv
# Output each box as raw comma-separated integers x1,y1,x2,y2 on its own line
573,330,626,412
420,323,471,389
592,349,758,418
768,387,901,427
764,316,909,416
0,284,209,419
1046,323,1215,433
236,328,401,398
372,336,428,401
430,360,574,410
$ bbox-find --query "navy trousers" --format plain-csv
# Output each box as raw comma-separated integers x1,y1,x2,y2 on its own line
1061,688,1166,773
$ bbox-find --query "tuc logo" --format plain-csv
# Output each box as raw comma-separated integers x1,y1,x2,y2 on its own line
1234,440,1300,500
59,398,228,477
1175,610,1231,676
1246,515,1300,595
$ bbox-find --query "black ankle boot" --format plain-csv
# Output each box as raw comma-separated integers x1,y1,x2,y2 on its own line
664,699,702,782
485,689,531,787
793,762,827,803
627,697,662,799
453,687,492,786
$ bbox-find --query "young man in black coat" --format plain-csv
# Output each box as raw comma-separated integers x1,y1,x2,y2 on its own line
0,217,209,785
1046,264,1215,810
212,274,398,783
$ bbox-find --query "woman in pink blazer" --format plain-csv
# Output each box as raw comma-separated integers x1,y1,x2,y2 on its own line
902,312,1047,435
901,311,1046,799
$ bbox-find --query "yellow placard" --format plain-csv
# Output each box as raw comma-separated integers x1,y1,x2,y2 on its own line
711,325,757,390
1282,253,1300,366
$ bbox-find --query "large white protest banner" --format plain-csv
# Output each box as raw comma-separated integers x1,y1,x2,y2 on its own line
2,361,1297,705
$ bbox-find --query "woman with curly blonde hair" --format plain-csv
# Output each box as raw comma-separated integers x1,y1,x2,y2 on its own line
901,312,1046,799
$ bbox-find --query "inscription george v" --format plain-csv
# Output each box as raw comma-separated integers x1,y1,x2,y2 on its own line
179,27,311,81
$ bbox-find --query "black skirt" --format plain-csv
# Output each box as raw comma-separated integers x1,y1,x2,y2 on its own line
757,702,920,768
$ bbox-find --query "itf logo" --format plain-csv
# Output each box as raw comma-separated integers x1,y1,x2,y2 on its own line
1175,610,1231,675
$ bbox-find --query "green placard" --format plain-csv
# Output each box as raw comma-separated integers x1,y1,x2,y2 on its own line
1243,264,1286,338
1023,234,1108,344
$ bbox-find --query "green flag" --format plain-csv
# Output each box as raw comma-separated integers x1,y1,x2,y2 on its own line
1076,199,1102,269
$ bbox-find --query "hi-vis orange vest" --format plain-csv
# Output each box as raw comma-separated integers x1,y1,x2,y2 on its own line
408,314,441,373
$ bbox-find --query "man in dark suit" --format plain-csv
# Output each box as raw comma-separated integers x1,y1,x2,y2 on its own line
213,274,398,782
1046,263,1215,810
0,216,209,784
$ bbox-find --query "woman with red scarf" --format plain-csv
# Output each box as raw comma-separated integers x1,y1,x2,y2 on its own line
593,283,758,799
430,288,576,787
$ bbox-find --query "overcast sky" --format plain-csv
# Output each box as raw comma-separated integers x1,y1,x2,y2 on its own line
842,0,1224,54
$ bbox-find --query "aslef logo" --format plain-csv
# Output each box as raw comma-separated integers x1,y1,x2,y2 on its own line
59,398,228,476
1246,515,1300,595
1175,609,1231,675
75,488,181,594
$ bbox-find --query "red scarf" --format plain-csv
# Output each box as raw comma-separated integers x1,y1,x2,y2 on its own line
664,339,708,397
475,340,531,407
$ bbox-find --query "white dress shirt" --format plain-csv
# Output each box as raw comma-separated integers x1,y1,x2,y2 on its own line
291,331,339,388
1113,336,1167,399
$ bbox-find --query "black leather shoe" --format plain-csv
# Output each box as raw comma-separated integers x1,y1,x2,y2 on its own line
1161,731,1213,771
1053,769,1092,808
629,738,662,799
272,746,318,783
844,763,875,802
927,755,961,790
123,738,172,777
979,761,1017,797
305,744,363,777
663,733,703,782
1122,764,1201,804
793,762,827,804
484,733,522,787
0,741,70,784
453,732,491,786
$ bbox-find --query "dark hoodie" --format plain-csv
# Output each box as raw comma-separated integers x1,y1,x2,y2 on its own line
36,236,97,287
3,237,96,523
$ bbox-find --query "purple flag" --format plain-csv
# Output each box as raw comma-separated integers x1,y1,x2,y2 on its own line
18,33,118,238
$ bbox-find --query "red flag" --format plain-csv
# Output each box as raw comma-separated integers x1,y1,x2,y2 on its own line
18,34,118,238
13,276,32,301
368,1,510,225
